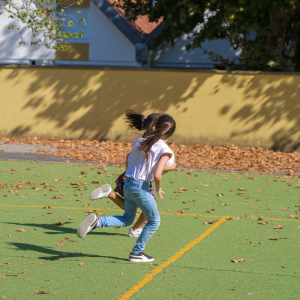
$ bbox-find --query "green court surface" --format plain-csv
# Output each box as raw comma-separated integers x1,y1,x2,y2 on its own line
0,161,300,299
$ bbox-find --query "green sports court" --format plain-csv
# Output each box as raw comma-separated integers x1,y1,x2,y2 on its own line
1,160,299,299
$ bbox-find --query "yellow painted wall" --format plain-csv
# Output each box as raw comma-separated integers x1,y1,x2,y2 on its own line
0,66,300,150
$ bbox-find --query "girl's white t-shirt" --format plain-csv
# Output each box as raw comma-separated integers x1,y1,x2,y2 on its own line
126,137,174,182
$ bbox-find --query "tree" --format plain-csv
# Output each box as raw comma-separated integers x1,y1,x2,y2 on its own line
0,0,86,50
116,0,300,71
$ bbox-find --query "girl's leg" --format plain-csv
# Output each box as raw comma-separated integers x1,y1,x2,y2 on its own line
108,191,147,231
133,212,147,229
126,188,160,254
97,196,137,228
77,197,137,238
108,191,125,210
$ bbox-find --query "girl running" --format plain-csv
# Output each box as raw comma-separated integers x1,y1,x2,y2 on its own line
77,114,176,262
89,110,176,238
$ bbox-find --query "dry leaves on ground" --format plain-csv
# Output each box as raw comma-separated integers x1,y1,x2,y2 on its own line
231,258,247,263
56,239,65,246
274,225,284,229
1,137,300,173
36,291,50,294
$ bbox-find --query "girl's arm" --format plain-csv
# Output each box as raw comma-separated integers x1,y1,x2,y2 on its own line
163,162,176,172
123,153,130,182
154,153,171,199
125,153,129,171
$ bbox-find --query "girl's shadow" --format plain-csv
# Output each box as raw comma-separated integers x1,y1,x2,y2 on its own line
8,242,128,262
4,221,126,237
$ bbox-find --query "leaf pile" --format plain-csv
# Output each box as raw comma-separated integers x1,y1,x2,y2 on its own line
1,137,300,173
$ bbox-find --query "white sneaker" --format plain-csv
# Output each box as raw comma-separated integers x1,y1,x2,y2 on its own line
89,184,112,200
129,252,154,262
128,227,143,237
77,214,98,238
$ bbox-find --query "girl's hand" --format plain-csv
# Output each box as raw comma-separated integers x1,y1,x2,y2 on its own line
156,187,166,199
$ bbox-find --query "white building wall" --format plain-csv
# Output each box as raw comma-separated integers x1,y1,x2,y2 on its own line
0,1,55,61
89,1,136,63
151,33,241,68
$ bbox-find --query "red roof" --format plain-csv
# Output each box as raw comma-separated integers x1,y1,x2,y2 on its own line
106,0,162,37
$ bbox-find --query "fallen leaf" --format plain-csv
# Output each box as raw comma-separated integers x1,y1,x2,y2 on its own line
289,214,299,219
274,225,284,229
258,222,268,225
176,210,184,214
270,237,278,240
17,228,26,232
55,221,65,227
36,291,49,294
56,239,65,246
203,221,215,225
231,258,246,263
0,275,5,279
83,203,90,207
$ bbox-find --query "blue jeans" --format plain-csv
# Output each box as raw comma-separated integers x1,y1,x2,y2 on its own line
97,177,160,254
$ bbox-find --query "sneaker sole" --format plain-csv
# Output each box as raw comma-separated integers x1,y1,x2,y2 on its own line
128,234,141,237
89,184,112,200
77,214,97,238
129,257,154,262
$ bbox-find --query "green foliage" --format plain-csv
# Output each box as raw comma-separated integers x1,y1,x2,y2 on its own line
116,0,300,71
1,0,86,50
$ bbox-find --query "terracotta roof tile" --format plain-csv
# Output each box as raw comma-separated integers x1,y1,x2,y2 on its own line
106,0,161,37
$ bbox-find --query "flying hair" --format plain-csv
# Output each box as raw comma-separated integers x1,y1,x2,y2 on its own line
137,114,176,159
125,110,164,133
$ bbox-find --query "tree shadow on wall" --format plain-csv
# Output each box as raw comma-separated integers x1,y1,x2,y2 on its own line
216,73,300,151
4,67,209,141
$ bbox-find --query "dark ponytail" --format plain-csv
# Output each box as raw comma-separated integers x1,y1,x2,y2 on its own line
125,110,164,133
137,115,176,159
125,110,146,131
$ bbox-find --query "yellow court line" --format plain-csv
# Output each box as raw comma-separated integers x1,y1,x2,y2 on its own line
118,216,230,300
0,204,223,218
1,204,300,222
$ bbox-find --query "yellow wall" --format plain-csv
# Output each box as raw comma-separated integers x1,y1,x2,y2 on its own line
1,66,300,150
